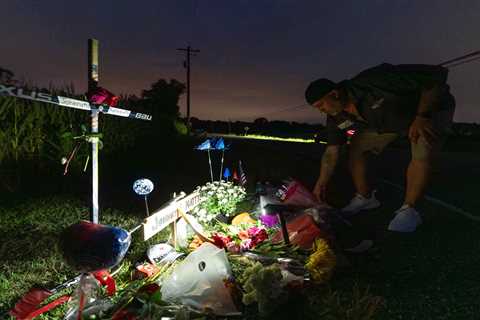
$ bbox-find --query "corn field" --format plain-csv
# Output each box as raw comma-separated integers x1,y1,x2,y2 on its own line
0,92,152,192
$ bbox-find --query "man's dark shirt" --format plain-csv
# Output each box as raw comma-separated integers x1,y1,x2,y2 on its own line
327,63,456,145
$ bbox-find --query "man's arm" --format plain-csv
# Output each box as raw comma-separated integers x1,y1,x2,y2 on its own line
416,84,443,117
319,145,340,183
313,145,340,201
409,84,443,145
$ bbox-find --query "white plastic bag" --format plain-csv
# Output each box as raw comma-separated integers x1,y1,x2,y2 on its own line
160,243,240,316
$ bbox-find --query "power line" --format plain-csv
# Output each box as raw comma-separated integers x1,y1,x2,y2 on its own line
242,49,480,121
439,49,480,67
442,55,480,69
230,49,480,123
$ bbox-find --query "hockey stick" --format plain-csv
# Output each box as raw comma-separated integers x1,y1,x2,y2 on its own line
0,84,152,121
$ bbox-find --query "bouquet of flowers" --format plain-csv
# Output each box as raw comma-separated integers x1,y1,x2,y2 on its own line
211,224,269,253
305,238,336,284
192,181,246,224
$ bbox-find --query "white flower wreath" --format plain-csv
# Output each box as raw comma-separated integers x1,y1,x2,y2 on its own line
191,181,247,224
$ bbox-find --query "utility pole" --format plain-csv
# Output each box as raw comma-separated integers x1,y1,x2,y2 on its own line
177,45,200,127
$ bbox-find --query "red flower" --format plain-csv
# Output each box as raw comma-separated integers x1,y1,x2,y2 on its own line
112,309,137,320
139,283,160,295
212,233,232,249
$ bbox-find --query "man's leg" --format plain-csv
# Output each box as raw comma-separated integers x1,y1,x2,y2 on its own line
388,136,435,232
349,149,370,197
405,108,454,206
404,157,432,207
348,131,398,197
341,131,397,215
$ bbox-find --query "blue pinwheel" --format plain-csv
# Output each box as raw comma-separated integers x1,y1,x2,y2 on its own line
214,137,231,181
223,167,231,181
195,139,214,182
214,137,225,150
195,139,213,151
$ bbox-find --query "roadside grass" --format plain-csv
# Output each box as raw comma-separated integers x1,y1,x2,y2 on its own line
222,136,480,319
0,196,384,320
0,134,383,319
0,195,177,316
330,185,480,320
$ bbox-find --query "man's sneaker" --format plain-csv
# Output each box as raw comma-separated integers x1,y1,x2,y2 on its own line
387,204,422,232
341,191,380,216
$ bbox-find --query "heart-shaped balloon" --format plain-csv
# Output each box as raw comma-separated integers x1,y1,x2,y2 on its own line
60,221,131,272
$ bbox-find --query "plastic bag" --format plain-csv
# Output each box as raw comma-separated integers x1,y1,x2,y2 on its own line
271,213,332,249
63,274,113,320
160,243,240,316
282,179,321,208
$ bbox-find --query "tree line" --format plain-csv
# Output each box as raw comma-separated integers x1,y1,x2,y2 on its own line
190,117,326,140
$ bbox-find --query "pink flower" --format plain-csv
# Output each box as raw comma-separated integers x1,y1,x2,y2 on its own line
247,226,262,237
226,242,240,253
240,239,253,251
247,226,268,245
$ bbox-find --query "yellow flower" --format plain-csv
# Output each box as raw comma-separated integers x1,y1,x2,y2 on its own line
305,238,336,284
231,212,256,226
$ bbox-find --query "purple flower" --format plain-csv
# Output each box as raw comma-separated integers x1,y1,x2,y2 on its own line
259,214,279,228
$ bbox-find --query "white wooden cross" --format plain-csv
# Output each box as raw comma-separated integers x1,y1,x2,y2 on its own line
142,191,212,246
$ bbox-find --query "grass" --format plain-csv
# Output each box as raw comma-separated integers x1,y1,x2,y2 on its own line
0,198,382,320
330,186,480,319
1,135,480,319
0,194,179,312
222,136,480,319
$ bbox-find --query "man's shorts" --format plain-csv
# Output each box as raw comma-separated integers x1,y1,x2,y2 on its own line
349,109,455,160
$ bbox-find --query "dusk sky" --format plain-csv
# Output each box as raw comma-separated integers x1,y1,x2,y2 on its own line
2,1,480,123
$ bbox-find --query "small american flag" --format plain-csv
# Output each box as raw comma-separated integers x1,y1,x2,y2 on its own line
238,160,247,186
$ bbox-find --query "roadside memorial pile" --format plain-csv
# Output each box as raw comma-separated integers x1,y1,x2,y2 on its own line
7,141,349,319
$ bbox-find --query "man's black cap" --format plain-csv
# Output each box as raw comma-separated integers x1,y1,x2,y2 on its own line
305,78,336,105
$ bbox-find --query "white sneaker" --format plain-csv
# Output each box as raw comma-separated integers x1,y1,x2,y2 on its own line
341,191,380,216
388,205,422,232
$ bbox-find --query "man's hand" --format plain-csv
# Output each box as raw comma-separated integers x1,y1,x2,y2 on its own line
314,145,340,202
408,116,438,147
313,179,327,202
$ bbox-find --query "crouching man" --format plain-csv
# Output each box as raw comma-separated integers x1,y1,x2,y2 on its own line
305,63,455,232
